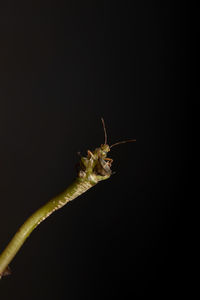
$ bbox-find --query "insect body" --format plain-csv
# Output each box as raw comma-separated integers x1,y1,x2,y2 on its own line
78,118,136,182
78,144,112,183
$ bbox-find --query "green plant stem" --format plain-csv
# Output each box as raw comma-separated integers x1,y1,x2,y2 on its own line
0,140,114,278
0,178,95,277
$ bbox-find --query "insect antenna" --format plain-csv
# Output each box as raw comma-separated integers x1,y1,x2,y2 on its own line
110,139,136,149
101,117,108,145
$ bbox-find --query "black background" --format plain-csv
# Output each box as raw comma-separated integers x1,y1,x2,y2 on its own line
0,1,189,299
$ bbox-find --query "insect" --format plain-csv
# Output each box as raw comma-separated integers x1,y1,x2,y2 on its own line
78,118,136,180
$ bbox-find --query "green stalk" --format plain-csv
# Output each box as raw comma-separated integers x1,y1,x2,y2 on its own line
0,178,96,277
0,143,112,278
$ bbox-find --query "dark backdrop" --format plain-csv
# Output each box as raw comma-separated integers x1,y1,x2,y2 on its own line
0,1,189,299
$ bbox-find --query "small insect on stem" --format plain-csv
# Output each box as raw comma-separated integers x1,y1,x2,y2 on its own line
89,118,136,177
0,118,136,279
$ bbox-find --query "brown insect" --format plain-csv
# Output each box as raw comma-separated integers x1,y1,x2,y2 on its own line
78,118,136,179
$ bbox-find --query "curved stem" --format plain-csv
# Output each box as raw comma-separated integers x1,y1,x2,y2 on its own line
0,178,95,277
0,139,114,278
